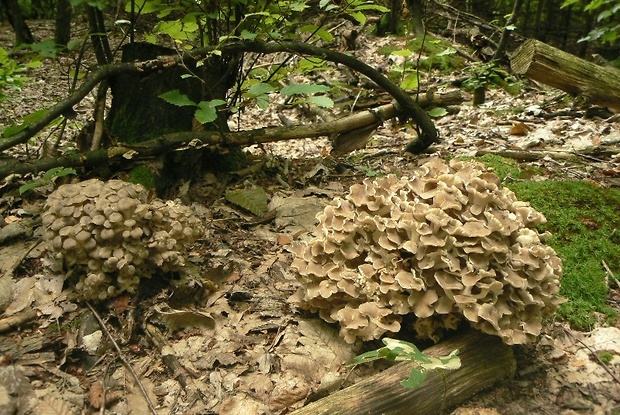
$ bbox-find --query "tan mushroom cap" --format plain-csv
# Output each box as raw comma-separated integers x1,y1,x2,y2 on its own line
289,158,564,345
43,179,206,301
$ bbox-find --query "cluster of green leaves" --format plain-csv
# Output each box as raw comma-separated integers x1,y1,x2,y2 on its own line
562,0,620,44
19,167,77,194
131,0,387,124
352,338,461,389
0,47,42,103
462,61,521,95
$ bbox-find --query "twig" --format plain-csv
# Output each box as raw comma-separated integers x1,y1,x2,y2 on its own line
85,302,158,415
0,309,38,334
602,260,618,288
563,327,620,385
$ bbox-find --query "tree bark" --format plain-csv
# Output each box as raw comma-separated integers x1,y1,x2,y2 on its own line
289,329,515,415
1,0,34,44
510,39,620,111
54,0,71,49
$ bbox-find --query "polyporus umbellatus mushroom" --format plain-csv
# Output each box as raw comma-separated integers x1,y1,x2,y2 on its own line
289,158,564,345
42,179,205,300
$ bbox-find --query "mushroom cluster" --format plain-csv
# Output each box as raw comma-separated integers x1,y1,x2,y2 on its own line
289,158,564,345
42,179,205,300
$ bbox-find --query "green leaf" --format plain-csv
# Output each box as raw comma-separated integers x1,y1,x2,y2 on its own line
348,11,366,24
247,82,275,97
19,181,43,195
281,84,330,95
427,107,448,117
319,0,330,8
308,95,334,108
316,28,334,42
195,99,226,124
561,0,581,8
400,370,428,389
225,187,268,217
159,90,196,107
400,72,419,90
354,4,389,12
2,109,49,138
391,49,413,57
30,40,58,58
437,47,457,56
240,29,257,40
43,167,77,181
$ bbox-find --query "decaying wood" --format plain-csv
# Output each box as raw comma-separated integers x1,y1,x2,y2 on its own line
475,148,620,162
510,39,620,111
289,329,516,415
0,103,403,180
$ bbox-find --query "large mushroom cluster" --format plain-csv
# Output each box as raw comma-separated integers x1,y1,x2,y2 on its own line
289,158,564,345
42,179,205,300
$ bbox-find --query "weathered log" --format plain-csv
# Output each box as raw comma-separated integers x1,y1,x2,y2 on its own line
289,329,516,415
510,39,620,111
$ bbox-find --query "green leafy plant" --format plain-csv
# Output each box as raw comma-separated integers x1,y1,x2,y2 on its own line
159,90,227,124
351,338,461,389
19,167,77,194
0,47,41,103
562,0,620,45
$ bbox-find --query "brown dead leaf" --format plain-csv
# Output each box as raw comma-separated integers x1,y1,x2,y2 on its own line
36,396,72,415
155,305,215,331
276,234,292,245
510,122,530,135
89,380,104,409
109,294,132,315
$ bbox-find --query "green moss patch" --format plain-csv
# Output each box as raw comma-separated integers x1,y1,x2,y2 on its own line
508,180,620,329
467,155,619,329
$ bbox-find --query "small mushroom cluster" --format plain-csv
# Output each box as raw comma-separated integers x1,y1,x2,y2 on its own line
290,158,564,345
42,179,205,300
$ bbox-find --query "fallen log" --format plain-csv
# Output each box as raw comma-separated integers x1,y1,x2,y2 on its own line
289,329,516,415
0,103,400,180
510,39,620,111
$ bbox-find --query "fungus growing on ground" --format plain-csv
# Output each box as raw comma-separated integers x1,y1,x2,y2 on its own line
289,158,564,345
42,179,205,300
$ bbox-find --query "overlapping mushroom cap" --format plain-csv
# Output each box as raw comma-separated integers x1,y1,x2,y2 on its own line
289,158,564,345
42,179,205,300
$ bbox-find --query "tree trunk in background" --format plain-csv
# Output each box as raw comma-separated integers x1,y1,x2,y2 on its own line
1,0,34,44
55,0,71,49
86,6,112,64
406,0,425,37
511,39,620,111
106,43,205,144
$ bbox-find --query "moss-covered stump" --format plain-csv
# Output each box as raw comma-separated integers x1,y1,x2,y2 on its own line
106,42,204,143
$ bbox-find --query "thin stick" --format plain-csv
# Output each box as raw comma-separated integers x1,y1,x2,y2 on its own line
563,327,620,385
602,260,618,288
86,302,158,415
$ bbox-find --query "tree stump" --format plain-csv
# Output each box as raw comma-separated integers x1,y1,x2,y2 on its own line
510,39,620,111
290,329,516,415
106,42,204,144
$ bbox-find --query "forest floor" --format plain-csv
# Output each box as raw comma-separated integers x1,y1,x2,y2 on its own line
1,18,620,415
